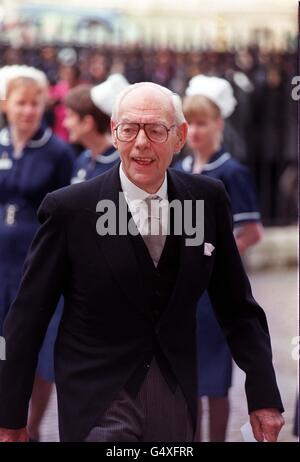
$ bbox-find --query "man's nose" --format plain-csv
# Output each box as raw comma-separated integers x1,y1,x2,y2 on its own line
134,127,150,147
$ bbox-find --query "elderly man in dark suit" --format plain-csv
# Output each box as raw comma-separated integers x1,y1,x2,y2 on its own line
0,82,284,442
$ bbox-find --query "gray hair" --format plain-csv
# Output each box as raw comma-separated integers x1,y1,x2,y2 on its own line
111,82,186,125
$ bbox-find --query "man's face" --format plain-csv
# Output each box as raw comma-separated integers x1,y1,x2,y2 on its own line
112,86,187,194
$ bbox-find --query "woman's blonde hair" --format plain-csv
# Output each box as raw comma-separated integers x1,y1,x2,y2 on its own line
6,76,48,99
182,95,222,121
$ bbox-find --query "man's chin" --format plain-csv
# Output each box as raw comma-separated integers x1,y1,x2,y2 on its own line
130,171,159,191
130,164,154,179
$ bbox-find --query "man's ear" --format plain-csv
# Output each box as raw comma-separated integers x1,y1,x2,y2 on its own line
111,119,118,148
175,122,188,153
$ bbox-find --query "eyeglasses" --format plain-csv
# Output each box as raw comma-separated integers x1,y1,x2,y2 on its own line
114,123,177,143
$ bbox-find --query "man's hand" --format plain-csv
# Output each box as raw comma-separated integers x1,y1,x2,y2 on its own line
0,427,29,442
250,408,285,442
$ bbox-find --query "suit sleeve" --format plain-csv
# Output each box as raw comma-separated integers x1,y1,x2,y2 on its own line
207,183,284,414
0,193,67,428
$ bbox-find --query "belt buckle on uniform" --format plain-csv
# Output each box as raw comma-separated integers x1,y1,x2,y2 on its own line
5,204,18,225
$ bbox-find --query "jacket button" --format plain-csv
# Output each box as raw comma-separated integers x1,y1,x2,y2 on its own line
144,362,151,369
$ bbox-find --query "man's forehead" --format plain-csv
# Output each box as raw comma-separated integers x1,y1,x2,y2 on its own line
119,86,173,112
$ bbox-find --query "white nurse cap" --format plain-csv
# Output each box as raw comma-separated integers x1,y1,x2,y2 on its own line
90,73,129,116
0,65,48,100
185,75,237,118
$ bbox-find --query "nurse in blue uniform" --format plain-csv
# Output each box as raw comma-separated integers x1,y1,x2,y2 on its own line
63,74,129,182
0,66,74,440
175,75,263,442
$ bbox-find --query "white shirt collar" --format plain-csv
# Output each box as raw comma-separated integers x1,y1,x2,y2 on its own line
119,163,169,237
119,163,168,203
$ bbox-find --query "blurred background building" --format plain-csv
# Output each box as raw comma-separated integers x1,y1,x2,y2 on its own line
0,0,297,49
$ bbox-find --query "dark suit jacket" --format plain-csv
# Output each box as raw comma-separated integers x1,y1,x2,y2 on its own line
0,163,283,441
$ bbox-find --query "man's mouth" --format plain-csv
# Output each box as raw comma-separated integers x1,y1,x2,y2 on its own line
132,157,154,166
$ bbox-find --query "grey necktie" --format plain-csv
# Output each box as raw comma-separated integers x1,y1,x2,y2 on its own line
142,196,166,267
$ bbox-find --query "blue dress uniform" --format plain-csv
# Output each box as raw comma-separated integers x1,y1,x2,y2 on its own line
0,124,74,381
175,147,261,396
71,146,119,183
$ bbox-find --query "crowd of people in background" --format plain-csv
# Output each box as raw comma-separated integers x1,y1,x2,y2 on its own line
0,42,297,225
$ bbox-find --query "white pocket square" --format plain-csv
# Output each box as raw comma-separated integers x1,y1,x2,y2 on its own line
204,242,215,256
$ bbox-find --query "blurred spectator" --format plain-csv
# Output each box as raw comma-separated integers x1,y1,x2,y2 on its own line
151,49,175,87
124,46,146,83
39,46,58,85
251,66,285,225
63,73,128,183
88,52,110,84
48,63,82,140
